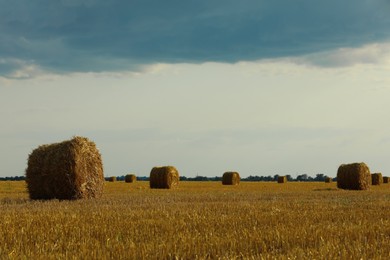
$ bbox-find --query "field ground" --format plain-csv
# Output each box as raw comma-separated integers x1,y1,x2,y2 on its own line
1,181,390,259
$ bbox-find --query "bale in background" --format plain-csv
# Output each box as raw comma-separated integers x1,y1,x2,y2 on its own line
277,176,287,183
150,166,179,189
337,162,371,190
371,173,383,185
383,177,390,184
325,177,333,183
125,174,137,183
222,172,240,185
108,176,117,182
25,136,104,200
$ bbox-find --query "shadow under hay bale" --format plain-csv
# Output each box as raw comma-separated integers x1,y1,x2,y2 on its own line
371,173,383,185
383,177,390,184
25,136,104,200
222,172,240,185
125,174,136,183
325,177,333,183
149,166,179,189
277,176,287,183
337,162,371,190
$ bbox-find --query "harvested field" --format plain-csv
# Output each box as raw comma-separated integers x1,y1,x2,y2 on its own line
1,181,390,259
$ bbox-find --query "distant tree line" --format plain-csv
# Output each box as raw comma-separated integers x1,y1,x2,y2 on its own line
107,173,335,182
0,176,26,181
3,174,334,182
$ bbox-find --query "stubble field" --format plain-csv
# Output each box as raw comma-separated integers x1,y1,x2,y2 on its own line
1,181,390,259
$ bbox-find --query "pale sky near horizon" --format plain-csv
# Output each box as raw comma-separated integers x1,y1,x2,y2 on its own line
1,1,390,178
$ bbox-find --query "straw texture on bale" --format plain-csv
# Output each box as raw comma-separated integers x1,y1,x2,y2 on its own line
278,176,287,183
149,166,179,189
125,174,137,183
25,136,104,200
371,173,383,185
337,162,371,190
325,177,333,183
108,176,116,182
383,177,390,184
222,172,240,185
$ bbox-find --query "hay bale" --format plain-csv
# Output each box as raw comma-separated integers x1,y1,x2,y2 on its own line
125,174,136,183
108,176,117,182
149,166,179,189
383,177,390,183
222,172,240,185
337,162,371,190
371,173,383,185
325,177,333,183
277,176,287,183
25,136,104,200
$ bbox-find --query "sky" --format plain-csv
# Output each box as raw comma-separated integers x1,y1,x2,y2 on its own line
1,0,390,178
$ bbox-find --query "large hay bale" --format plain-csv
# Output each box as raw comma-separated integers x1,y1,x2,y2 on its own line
383,177,390,184
277,176,287,183
149,166,179,189
25,136,104,200
108,176,117,182
371,173,383,185
125,174,136,183
222,172,240,185
325,177,333,183
337,162,371,190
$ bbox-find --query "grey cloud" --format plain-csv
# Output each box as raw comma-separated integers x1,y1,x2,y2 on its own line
1,0,390,76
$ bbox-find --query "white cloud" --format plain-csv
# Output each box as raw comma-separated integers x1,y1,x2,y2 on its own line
293,42,390,67
1,55,390,177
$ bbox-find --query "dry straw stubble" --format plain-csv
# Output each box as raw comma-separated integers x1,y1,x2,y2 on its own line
149,166,179,189
25,136,104,200
222,172,240,185
337,162,371,190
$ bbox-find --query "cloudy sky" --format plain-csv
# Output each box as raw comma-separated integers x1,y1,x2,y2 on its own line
1,0,390,178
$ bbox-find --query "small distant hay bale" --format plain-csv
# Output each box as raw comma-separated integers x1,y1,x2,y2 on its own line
325,177,333,183
125,174,137,183
371,173,383,185
277,176,287,183
149,166,179,189
383,177,390,183
222,172,240,185
108,176,117,182
337,162,371,190
25,136,104,200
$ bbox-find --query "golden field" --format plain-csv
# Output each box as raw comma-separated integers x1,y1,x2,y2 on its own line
1,181,390,259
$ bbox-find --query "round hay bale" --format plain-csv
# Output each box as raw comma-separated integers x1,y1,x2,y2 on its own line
108,176,117,182
25,136,104,200
222,172,240,185
325,177,333,183
383,176,390,184
125,174,136,183
277,176,287,183
371,173,383,185
337,162,371,190
149,166,179,189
